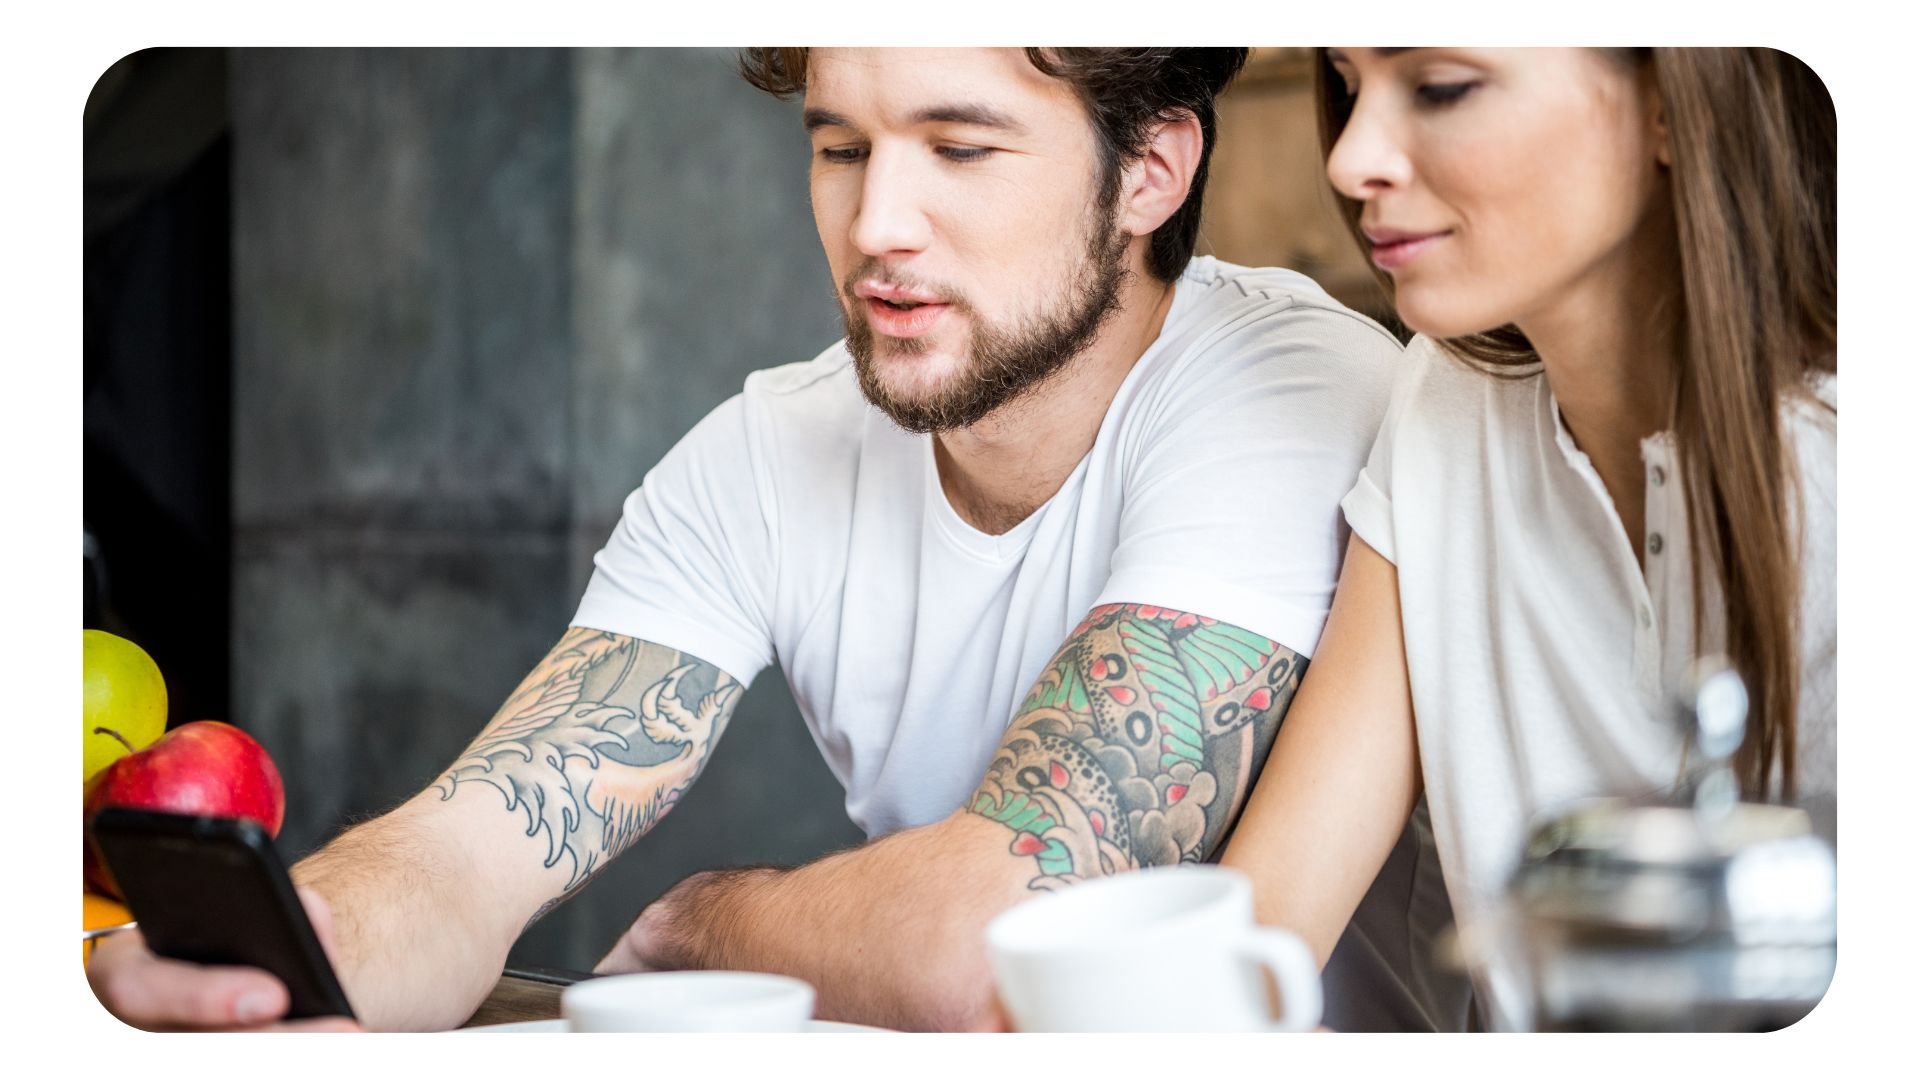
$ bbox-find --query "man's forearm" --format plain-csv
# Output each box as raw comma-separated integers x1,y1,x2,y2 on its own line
291,793,533,1031
621,813,1028,1031
612,605,1306,1030
306,629,745,1030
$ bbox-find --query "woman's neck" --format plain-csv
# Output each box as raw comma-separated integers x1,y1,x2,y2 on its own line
1518,225,1681,567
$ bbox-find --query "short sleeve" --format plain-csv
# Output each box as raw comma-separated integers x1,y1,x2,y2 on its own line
571,393,777,685
1341,334,1448,567
1096,302,1399,658
1339,440,1397,565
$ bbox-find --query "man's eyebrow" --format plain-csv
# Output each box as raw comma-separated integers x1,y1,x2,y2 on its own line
908,103,1027,135
803,107,855,133
802,103,1028,136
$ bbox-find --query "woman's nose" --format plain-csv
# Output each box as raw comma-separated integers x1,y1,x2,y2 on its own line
1325,100,1413,203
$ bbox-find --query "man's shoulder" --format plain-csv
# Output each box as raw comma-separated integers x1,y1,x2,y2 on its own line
1131,257,1402,417
726,341,869,478
1176,256,1401,353
744,342,859,402
735,342,869,434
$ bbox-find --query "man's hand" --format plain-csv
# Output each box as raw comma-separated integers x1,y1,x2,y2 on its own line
599,604,1306,1030
86,886,362,1032
592,870,753,975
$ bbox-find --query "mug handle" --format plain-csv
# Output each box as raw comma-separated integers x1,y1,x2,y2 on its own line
1236,928,1323,1032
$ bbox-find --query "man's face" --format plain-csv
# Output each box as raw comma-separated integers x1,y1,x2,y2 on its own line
804,49,1131,434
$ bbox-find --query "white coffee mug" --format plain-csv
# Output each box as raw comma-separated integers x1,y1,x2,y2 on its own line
985,865,1323,1032
560,971,816,1032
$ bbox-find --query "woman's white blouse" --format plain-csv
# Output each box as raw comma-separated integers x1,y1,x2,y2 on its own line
1340,335,1836,1026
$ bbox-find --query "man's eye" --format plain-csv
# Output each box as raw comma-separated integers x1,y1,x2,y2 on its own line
818,146,867,164
937,146,994,163
1415,81,1479,107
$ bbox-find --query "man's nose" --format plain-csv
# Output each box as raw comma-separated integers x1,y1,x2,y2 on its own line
1325,101,1413,203
850,150,933,257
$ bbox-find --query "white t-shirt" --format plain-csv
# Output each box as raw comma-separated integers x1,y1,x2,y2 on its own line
574,257,1400,836
1340,334,1838,1028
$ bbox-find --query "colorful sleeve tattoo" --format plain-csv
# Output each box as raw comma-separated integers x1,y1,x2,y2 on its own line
969,604,1304,890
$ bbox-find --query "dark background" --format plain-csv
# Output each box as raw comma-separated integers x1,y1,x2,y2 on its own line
84,47,864,971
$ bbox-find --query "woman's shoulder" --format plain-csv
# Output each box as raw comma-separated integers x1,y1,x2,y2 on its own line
1377,334,1541,440
1397,334,1542,391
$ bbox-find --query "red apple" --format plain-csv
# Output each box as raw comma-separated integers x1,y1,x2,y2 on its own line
83,720,287,897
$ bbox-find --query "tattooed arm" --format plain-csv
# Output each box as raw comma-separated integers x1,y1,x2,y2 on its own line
90,627,745,1033
966,604,1299,884
287,628,743,1030
595,603,1303,1030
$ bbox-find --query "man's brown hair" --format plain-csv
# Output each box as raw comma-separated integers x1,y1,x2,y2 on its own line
740,48,1249,283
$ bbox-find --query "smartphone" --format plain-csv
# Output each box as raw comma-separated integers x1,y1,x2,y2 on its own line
87,807,356,1021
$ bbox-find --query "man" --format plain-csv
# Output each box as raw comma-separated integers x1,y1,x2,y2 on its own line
89,48,1439,1032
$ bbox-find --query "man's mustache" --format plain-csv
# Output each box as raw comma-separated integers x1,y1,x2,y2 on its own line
839,263,968,312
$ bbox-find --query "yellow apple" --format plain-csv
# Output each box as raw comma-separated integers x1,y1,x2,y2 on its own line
83,629,168,785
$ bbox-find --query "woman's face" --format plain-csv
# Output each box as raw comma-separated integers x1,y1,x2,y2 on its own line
1324,48,1670,340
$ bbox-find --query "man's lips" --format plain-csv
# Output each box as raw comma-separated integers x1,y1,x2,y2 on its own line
1364,227,1452,270
853,279,953,338
855,279,944,305
862,295,951,338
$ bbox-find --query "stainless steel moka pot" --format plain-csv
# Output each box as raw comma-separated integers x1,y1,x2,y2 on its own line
1494,662,1836,1031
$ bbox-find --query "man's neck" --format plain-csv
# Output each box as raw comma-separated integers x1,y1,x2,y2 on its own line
933,269,1180,535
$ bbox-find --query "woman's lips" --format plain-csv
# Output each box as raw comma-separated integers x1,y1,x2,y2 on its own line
864,296,951,338
1368,230,1452,271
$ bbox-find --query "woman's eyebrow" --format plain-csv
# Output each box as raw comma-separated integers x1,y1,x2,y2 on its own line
1328,47,1419,64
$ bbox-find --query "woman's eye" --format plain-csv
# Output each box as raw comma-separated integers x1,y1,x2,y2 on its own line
818,146,867,164
937,145,994,163
1415,81,1479,107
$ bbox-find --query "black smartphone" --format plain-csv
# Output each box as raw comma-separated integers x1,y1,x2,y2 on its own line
86,807,356,1021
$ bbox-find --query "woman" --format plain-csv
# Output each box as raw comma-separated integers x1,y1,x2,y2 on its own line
1220,48,1835,1030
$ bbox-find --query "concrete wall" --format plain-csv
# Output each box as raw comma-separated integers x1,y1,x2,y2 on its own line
231,48,861,971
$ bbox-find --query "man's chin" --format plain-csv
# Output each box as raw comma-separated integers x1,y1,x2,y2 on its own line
846,320,1001,432
855,363,981,435
858,339,969,395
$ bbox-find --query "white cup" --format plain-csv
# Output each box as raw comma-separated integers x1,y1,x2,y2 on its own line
560,971,816,1032
985,865,1323,1032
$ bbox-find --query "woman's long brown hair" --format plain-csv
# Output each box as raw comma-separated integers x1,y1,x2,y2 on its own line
1313,49,1836,799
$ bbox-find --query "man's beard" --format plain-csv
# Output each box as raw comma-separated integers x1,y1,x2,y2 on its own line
842,200,1131,435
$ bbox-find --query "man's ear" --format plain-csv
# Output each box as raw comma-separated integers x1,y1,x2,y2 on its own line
1118,110,1205,238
